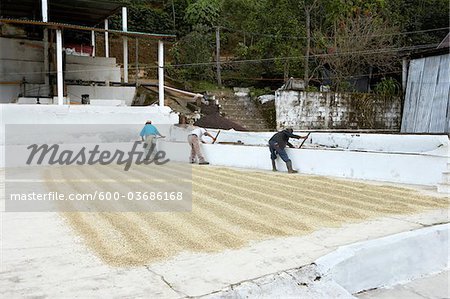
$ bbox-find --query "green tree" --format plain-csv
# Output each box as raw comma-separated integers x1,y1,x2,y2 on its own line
184,0,222,27
385,0,450,45
169,25,214,81
109,0,172,33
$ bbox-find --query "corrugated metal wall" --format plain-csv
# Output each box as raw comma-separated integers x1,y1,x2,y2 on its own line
401,53,450,133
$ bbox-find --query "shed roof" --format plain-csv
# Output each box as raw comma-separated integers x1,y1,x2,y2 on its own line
0,18,176,39
0,0,122,27
437,32,450,49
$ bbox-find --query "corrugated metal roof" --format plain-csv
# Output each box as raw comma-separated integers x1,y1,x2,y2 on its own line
437,33,450,49
0,18,176,39
0,0,122,27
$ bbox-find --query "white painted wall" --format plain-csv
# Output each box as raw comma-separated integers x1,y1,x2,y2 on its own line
316,224,449,294
308,133,449,154
67,85,136,105
275,90,401,130
0,104,177,126
169,127,449,155
2,110,446,186
0,104,178,166
207,224,449,298
157,140,447,186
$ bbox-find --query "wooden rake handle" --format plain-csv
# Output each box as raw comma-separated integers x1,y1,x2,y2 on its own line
298,132,311,149
212,130,221,144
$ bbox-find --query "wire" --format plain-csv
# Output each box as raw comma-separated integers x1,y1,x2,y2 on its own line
166,43,438,68
221,70,404,82
218,26,450,41
0,43,438,76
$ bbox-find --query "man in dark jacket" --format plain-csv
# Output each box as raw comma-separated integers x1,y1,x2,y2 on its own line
269,128,306,173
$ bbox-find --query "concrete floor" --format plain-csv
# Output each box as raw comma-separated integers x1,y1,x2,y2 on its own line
1,165,449,298
357,270,450,299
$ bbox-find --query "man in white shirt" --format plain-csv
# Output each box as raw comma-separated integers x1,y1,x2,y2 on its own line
188,127,216,164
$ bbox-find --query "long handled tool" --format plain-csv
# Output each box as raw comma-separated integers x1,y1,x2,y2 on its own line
212,130,221,144
298,132,311,149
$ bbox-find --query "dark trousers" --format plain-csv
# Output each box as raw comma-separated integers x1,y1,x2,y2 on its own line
269,141,290,162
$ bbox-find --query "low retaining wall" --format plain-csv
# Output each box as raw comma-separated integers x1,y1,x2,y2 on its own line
67,86,136,105
1,116,447,186
205,224,449,298
0,104,178,126
0,104,179,167
169,127,449,154
316,223,449,294
158,141,447,186
275,91,401,130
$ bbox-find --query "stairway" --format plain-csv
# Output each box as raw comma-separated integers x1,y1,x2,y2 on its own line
437,163,450,194
219,89,270,131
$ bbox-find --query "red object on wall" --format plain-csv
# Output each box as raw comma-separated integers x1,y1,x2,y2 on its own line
64,44,93,56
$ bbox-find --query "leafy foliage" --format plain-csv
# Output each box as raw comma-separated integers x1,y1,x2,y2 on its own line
109,0,449,90
168,25,214,81
374,77,401,97
184,0,222,27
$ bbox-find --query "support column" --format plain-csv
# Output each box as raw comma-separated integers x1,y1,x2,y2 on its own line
42,0,49,91
135,38,139,84
43,30,49,86
91,30,95,57
41,0,48,22
104,19,109,58
122,7,128,83
56,29,64,105
158,40,164,107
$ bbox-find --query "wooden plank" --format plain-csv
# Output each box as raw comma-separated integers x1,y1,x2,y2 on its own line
401,58,425,132
413,55,440,132
428,54,450,133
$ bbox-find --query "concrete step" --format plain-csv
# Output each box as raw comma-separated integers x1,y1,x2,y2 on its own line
221,107,259,113
220,102,253,107
221,105,260,110
229,117,266,122
437,183,450,194
236,117,266,122
219,98,270,131
220,110,260,116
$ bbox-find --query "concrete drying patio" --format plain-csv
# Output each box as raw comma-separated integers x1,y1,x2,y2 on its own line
1,165,449,298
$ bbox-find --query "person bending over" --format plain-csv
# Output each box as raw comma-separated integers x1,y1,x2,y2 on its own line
188,127,216,165
140,120,164,160
269,128,306,173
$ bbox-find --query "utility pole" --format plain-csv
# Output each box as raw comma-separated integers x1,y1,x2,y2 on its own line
215,26,222,87
304,6,311,87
